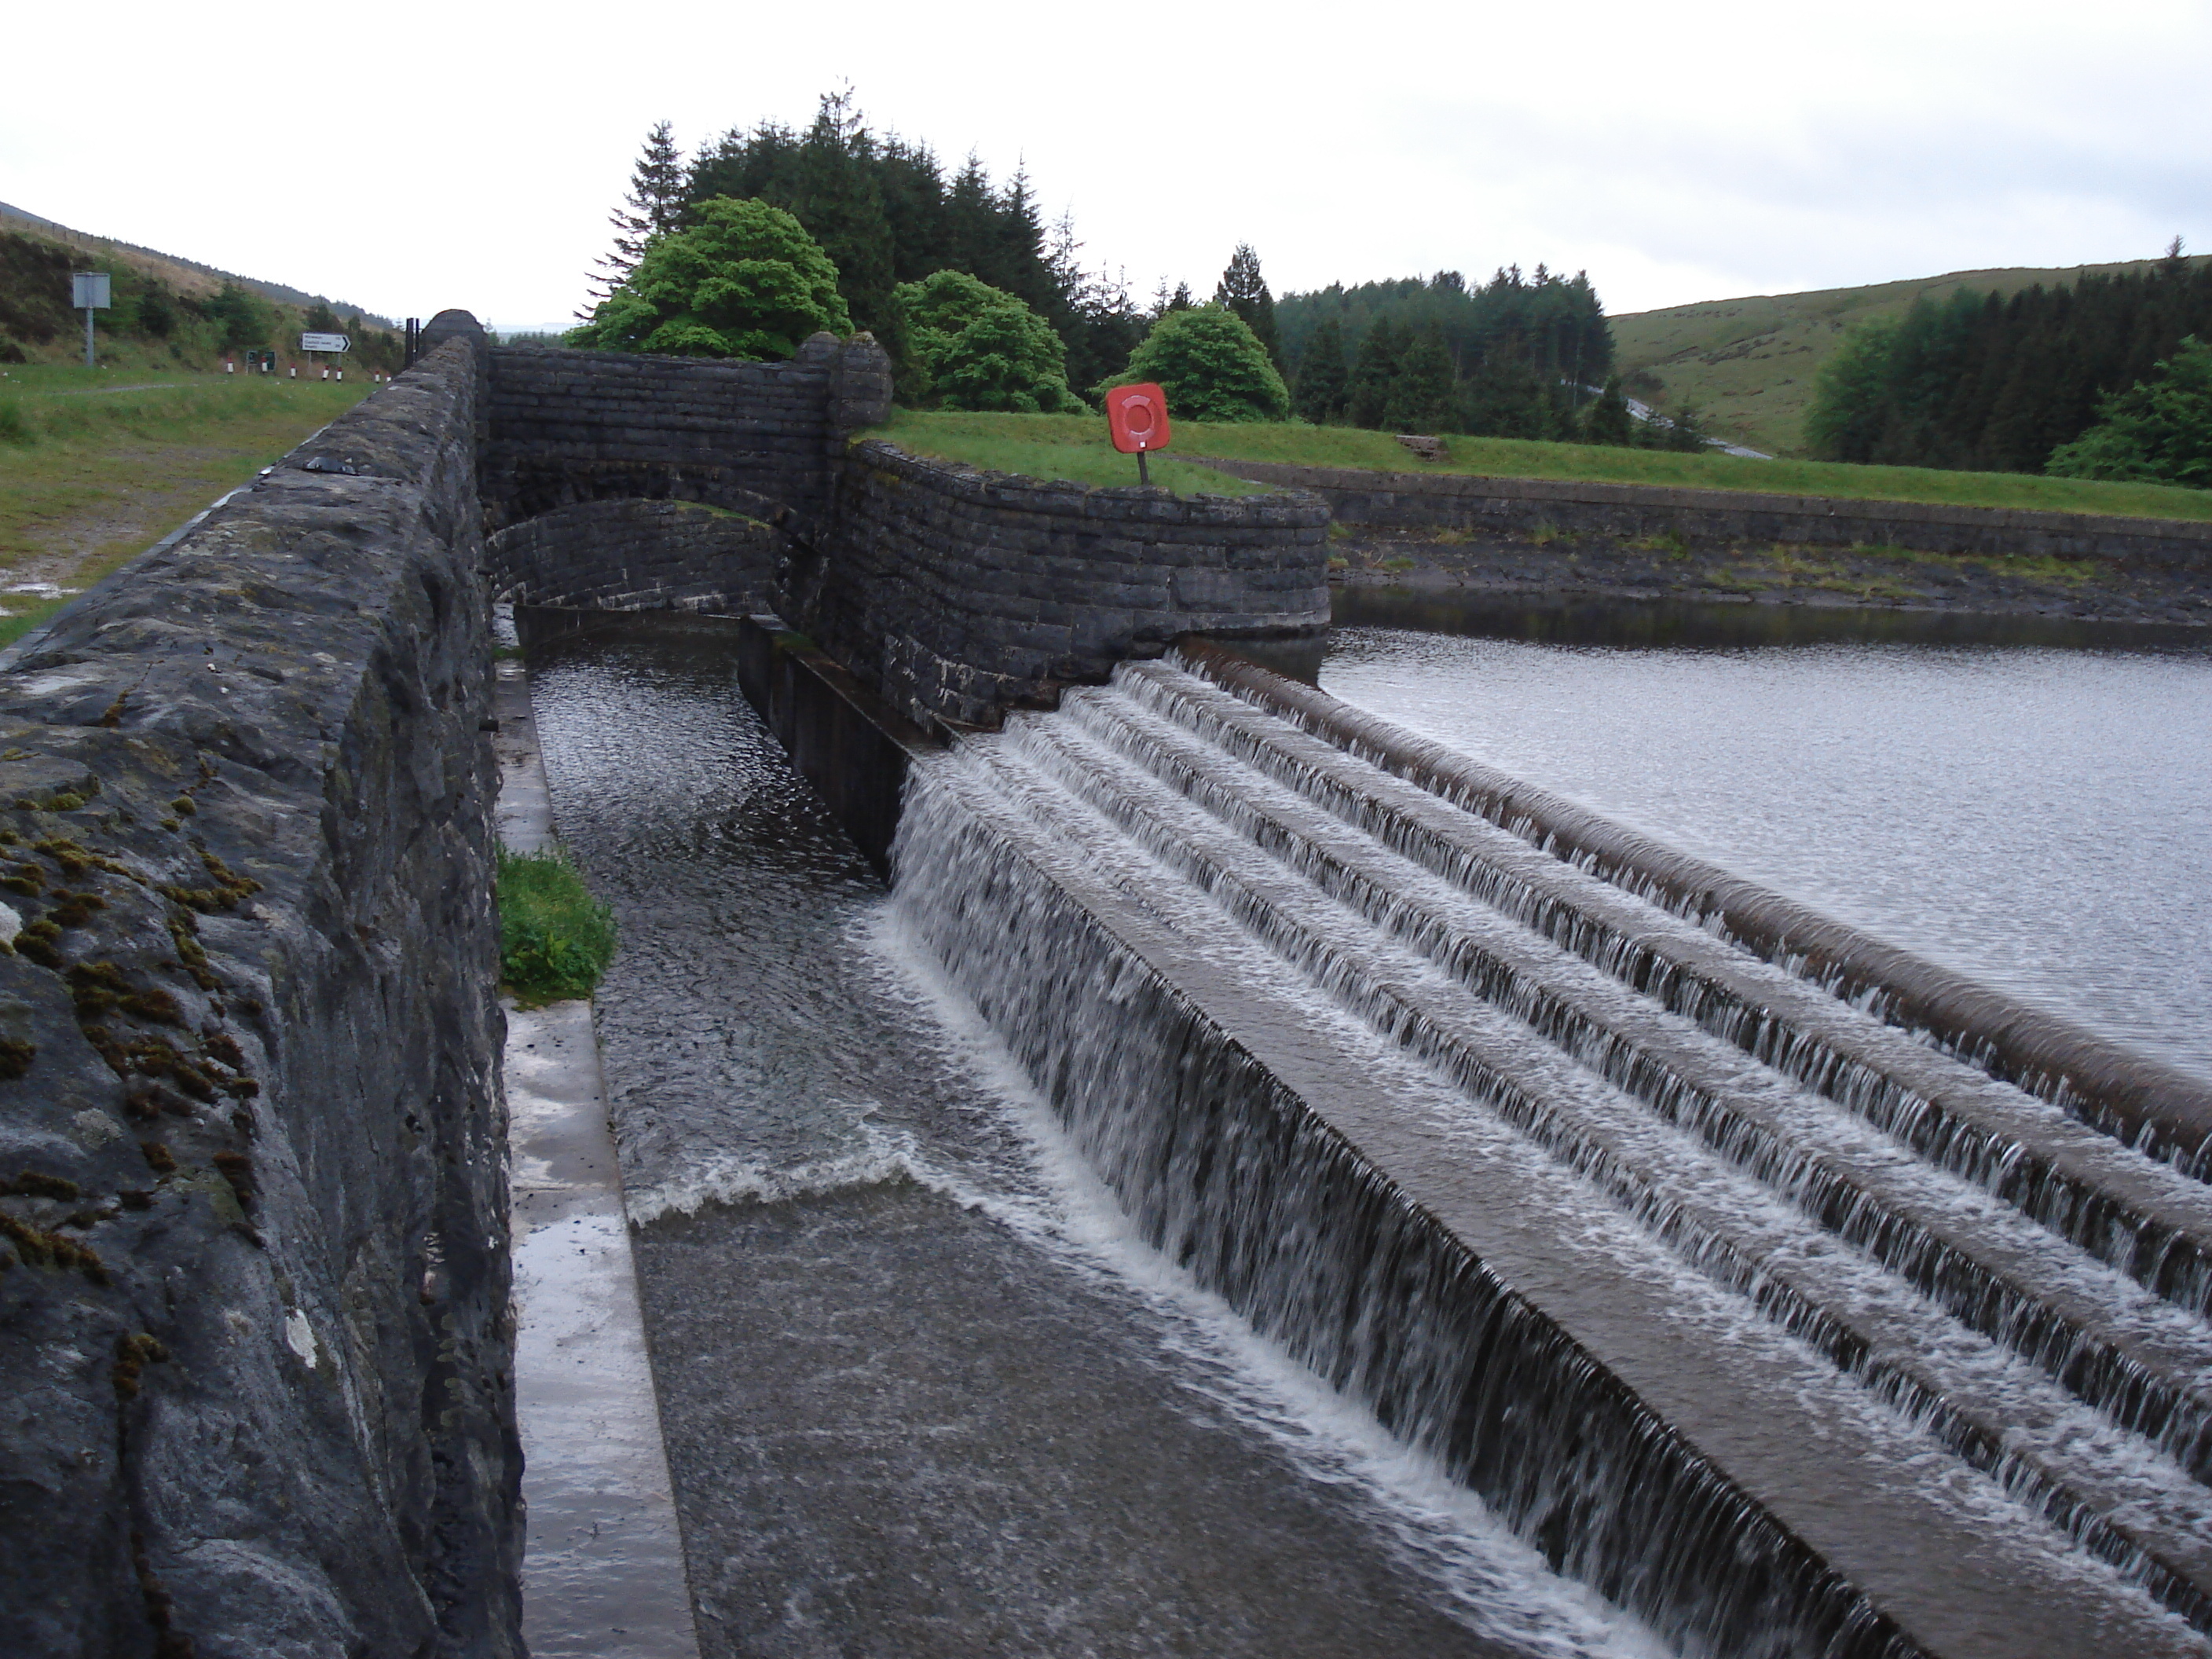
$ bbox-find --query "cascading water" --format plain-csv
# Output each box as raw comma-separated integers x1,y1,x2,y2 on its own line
522,611,1677,1659
889,649,2212,1659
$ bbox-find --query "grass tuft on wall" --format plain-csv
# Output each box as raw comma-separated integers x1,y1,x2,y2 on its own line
496,845,617,1004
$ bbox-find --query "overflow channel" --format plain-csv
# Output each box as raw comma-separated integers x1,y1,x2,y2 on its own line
882,641,2212,1658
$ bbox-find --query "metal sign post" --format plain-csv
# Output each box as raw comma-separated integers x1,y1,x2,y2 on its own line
1104,382,1173,486
71,272,111,369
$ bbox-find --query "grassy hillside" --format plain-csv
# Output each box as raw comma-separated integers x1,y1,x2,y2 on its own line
0,369,372,644
1610,254,2212,458
0,201,394,324
0,204,402,373
879,410,2212,522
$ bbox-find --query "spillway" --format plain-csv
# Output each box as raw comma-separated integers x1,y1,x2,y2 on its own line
888,642,2212,1659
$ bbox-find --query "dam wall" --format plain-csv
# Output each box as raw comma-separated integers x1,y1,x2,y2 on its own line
0,339,520,1656
1185,455,2212,566
785,439,1332,731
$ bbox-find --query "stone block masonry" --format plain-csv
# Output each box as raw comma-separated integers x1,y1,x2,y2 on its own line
790,441,1333,731
1184,456,2212,568
482,333,893,534
487,498,789,616
0,339,521,1657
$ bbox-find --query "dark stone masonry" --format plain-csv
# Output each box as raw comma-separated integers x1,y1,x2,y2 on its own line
486,497,788,616
0,339,518,1657
791,441,1332,731
473,321,1332,731
1181,454,2212,566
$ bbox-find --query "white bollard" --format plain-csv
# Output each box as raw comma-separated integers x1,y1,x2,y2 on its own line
289,366,297,379
225,360,235,374
335,369,343,382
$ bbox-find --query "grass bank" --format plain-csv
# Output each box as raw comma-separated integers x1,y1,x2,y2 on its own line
875,408,2212,523
873,408,1273,496
0,370,372,642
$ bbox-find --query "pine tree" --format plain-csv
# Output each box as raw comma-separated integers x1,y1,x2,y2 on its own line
590,120,687,306
1580,376,1635,446
791,89,895,331
1214,244,1280,370
944,156,1002,287
1292,317,1349,423
1347,317,1404,429
1386,328,1456,432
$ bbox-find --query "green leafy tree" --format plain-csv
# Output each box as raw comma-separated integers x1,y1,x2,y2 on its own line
568,196,851,359
1214,244,1280,370
1104,303,1288,423
892,269,1081,412
1346,316,1404,428
1292,317,1349,423
1386,328,1456,431
1581,375,1635,446
2045,336,2212,486
1804,317,1900,461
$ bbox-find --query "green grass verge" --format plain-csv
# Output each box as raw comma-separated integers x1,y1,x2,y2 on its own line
0,372,371,627
0,595,68,650
875,408,1273,496
496,845,617,1005
874,408,2212,523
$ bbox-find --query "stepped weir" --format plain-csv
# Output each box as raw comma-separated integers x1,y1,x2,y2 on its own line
844,637,2212,1658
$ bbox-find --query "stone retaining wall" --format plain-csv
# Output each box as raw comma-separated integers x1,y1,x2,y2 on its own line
788,441,1332,731
482,334,892,533
486,497,788,616
0,340,520,1657
1185,456,2212,566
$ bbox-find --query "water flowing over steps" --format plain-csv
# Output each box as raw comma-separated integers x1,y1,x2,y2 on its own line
888,648,2212,1659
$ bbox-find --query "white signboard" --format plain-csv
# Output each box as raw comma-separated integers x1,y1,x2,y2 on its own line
299,331,351,353
71,272,111,309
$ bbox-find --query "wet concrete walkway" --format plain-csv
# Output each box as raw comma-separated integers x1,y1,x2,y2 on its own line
496,648,701,1659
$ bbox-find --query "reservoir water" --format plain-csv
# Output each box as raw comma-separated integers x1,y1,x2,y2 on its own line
1321,598,2212,1083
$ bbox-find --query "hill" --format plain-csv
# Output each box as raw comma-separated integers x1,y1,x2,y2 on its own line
0,201,394,324
1610,254,2212,458
0,203,402,374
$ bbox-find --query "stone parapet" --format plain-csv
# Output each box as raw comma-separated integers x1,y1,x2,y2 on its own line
1183,456,2212,566
0,339,520,1657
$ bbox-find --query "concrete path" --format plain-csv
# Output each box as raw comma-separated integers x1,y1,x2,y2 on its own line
496,641,701,1659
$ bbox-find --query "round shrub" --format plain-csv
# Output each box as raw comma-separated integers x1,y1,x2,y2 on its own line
892,269,1081,413
1106,304,1289,423
568,196,851,361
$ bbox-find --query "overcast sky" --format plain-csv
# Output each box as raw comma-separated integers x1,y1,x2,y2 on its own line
8,0,2207,331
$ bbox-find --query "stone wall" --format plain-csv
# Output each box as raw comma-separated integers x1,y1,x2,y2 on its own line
481,333,893,533
787,441,1332,731
0,339,520,1657
1183,456,2212,566
486,497,789,615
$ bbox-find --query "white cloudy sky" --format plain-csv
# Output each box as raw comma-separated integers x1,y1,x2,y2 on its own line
7,0,2207,330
